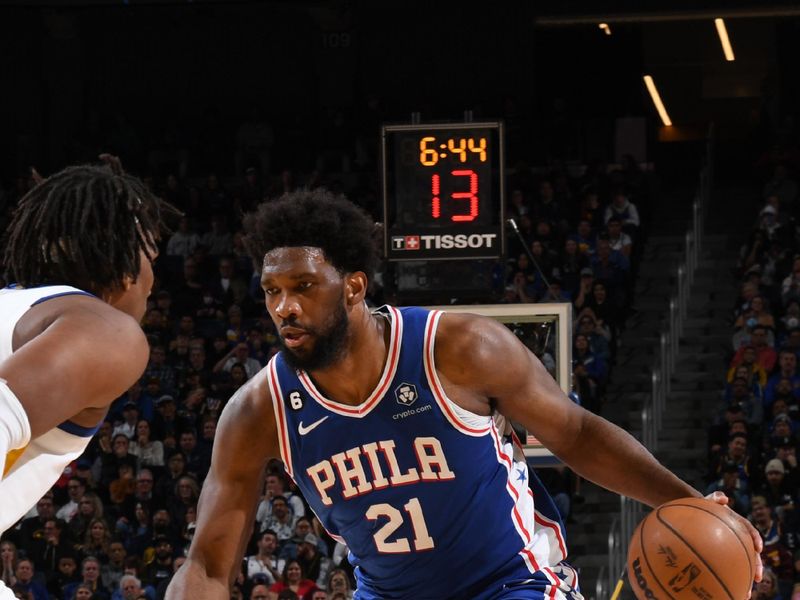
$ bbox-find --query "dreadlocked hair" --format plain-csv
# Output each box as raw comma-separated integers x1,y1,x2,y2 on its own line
3,164,175,296
242,187,378,282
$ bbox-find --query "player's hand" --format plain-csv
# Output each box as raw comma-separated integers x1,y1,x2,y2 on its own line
705,491,763,595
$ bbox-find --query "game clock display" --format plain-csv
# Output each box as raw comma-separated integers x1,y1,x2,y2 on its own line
381,122,505,260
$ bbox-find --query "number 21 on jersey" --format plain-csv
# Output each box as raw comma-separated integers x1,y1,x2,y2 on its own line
366,497,434,553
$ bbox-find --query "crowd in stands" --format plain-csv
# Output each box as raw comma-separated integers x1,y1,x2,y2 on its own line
0,105,656,599
706,159,800,600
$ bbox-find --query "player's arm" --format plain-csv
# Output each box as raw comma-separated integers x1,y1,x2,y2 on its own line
0,300,150,437
435,312,697,508
166,374,279,600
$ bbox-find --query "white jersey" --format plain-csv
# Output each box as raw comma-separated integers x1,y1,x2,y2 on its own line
0,285,100,535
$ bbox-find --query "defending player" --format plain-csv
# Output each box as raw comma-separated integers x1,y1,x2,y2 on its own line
0,158,171,599
167,189,761,599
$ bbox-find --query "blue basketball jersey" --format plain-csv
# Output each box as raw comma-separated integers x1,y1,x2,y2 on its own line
267,305,578,599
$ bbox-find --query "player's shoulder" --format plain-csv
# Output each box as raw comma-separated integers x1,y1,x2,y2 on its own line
431,309,515,368
434,309,505,345
62,297,147,343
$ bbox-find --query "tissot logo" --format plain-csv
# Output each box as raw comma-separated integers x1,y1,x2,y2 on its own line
392,233,497,251
395,383,418,406
391,236,420,250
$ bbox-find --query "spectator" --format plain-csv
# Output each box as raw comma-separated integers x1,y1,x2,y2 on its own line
574,311,610,364
154,555,185,600
69,493,104,543
213,342,262,379
759,459,796,521
727,346,769,388
325,569,354,600
734,296,777,332
168,476,200,528
11,558,48,600
177,431,210,482
591,238,630,308
129,422,165,469
709,403,752,453
16,494,56,561
47,555,79,599
732,326,778,373
141,346,177,399
63,556,110,600
771,437,800,490
294,535,330,589
102,541,128,593
113,402,141,441
78,518,113,565
116,574,147,600
141,537,173,590
0,541,18,589
750,496,795,599
569,220,596,257
155,453,188,506
764,350,800,407
572,333,607,414
97,434,138,489
244,530,284,585
267,560,316,600
248,581,271,600
605,216,633,258
200,215,234,258
256,474,305,529
151,395,188,443
603,187,641,231
708,432,761,489
262,497,297,545
165,217,200,260
705,461,751,516
278,518,327,562
726,377,764,427
752,567,781,600
57,478,87,524
30,518,74,576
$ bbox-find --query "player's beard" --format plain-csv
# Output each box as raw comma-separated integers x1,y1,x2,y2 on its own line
279,300,350,373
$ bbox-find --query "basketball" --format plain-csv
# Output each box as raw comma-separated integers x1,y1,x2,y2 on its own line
627,497,756,600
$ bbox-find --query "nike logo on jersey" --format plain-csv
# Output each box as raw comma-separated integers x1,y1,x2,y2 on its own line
298,416,329,436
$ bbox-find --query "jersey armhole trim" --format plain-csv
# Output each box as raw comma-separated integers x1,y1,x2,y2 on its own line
267,357,294,479
423,310,491,436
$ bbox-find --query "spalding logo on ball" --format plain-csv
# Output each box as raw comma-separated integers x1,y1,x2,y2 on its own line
627,497,756,600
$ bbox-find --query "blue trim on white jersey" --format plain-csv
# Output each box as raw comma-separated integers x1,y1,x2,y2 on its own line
57,420,102,438
30,290,96,305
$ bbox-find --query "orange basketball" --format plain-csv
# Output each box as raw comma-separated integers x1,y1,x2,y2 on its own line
627,497,756,600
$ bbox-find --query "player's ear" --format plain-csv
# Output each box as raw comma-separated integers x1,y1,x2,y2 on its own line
345,272,368,305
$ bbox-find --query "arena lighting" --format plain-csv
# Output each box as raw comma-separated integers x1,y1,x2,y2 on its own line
598,22,612,35
714,18,736,61
643,75,672,127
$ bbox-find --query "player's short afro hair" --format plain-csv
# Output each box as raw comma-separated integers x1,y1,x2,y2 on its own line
242,188,378,282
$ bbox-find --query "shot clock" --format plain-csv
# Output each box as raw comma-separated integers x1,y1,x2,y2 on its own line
381,122,505,261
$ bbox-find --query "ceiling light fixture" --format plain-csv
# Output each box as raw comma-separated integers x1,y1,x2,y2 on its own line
643,75,672,127
714,18,735,61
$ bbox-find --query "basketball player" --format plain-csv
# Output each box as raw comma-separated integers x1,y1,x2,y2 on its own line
0,158,170,598
167,189,762,599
